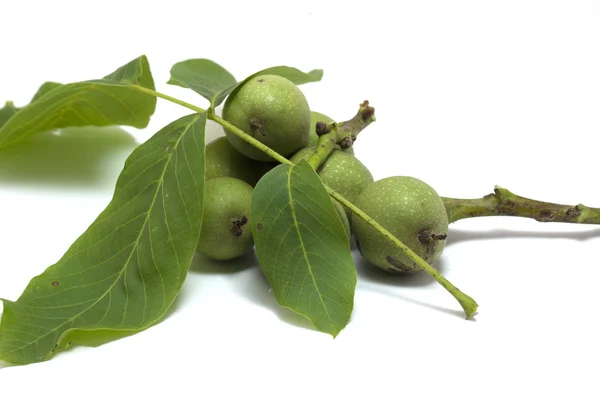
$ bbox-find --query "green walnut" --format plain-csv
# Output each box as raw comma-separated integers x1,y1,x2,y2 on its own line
222,74,311,162
205,136,274,186
307,111,354,155
351,176,449,274
290,147,373,216
197,177,254,261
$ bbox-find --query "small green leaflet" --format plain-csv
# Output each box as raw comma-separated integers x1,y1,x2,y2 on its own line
222,66,323,108
251,160,357,337
0,82,62,130
30,81,63,103
168,59,237,106
0,101,18,129
168,58,323,107
0,112,207,365
0,55,157,149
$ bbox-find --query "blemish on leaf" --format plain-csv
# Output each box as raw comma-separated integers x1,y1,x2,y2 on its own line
257,223,263,230
51,281,59,287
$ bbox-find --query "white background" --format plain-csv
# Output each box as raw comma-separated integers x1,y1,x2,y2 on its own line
1,1,599,398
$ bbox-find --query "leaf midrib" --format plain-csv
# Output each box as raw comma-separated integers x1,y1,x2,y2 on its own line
1,115,200,358
286,166,333,325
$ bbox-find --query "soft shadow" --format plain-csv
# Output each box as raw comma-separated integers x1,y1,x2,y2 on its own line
174,250,314,331
59,328,138,350
355,252,448,288
157,251,260,323
353,249,474,320
159,275,196,322
239,262,317,332
364,285,475,320
446,227,600,246
0,126,137,187
349,234,358,251
189,250,259,274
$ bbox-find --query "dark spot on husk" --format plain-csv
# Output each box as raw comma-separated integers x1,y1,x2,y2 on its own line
231,216,248,238
248,118,266,136
418,230,447,243
315,121,330,135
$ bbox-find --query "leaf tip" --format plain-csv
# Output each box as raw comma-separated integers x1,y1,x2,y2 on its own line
309,69,324,81
166,77,181,86
136,54,151,66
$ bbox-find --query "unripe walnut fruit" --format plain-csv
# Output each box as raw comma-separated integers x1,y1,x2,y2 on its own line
222,75,311,162
351,176,449,274
197,177,254,261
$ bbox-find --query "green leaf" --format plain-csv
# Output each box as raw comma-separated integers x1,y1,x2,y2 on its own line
0,112,207,365
249,66,324,86
0,82,63,130
215,66,323,107
167,59,237,106
167,59,323,107
0,55,156,149
30,81,63,103
0,101,18,129
251,160,356,337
